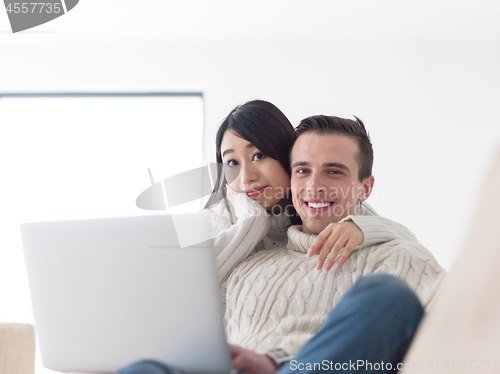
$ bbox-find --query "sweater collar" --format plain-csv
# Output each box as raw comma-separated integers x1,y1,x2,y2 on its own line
269,212,291,230
286,225,317,253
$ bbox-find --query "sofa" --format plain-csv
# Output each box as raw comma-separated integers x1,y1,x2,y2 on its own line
401,147,500,372
0,323,35,374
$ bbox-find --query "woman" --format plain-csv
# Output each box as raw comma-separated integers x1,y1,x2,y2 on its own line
205,99,301,282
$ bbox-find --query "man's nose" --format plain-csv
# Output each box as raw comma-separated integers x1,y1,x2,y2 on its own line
241,162,259,184
307,172,327,194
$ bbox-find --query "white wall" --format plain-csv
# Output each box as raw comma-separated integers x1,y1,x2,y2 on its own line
1,1,499,269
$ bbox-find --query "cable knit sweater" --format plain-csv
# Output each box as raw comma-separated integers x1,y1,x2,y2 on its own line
208,194,446,360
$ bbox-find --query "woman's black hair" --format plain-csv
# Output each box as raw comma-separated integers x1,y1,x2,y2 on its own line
205,99,301,225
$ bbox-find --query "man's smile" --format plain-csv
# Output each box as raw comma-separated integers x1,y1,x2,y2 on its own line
305,200,334,211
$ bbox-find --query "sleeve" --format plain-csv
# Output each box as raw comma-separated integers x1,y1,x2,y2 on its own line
394,241,446,307
341,214,420,247
364,240,447,307
266,348,294,368
360,201,379,216
209,193,271,282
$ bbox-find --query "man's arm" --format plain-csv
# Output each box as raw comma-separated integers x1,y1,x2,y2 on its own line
364,240,446,307
342,215,419,245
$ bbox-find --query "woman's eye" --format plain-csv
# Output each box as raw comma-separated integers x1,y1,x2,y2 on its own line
227,160,239,167
252,153,265,161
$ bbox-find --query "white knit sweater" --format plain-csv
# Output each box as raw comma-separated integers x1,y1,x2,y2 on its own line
208,194,446,358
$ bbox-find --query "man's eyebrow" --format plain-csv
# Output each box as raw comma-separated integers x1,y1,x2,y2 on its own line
291,161,350,172
291,161,310,169
323,162,349,171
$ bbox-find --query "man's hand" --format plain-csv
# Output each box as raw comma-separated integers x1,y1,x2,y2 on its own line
307,221,363,270
229,344,278,374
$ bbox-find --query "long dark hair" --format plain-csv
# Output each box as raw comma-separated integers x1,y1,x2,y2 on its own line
205,99,300,224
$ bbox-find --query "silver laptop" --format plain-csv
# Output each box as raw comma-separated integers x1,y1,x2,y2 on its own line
21,214,231,374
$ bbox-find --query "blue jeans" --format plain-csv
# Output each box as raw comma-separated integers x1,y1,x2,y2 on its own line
117,273,424,374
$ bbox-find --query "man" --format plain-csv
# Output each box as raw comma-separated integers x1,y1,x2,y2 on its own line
118,115,445,374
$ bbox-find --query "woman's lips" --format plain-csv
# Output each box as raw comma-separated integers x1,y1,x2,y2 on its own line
245,186,268,197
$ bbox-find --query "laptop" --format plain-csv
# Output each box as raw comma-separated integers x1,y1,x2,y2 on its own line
20,214,232,374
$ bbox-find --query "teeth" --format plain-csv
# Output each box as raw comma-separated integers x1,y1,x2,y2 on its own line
307,202,331,208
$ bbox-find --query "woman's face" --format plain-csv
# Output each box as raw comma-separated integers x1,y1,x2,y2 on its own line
220,130,290,211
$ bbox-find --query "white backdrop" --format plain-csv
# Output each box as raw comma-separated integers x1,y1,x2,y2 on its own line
1,1,500,372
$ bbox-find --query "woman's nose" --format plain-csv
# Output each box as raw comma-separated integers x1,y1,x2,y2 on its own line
240,162,259,184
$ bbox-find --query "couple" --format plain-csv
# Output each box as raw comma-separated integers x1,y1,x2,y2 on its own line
119,100,445,374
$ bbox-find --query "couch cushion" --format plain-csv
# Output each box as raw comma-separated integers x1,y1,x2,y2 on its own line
0,323,35,374
402,147,500,371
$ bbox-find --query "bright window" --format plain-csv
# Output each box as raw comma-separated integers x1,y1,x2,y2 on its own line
0,93,204,373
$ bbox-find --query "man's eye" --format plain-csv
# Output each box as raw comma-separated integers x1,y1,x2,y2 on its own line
296,168,309,174
328,170,342,175
252,153,264,161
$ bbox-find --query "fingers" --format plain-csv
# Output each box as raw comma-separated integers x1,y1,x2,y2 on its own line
335,240,356,267
307,229,331,257
309,223,343,270
231,352,248,372
319,235,348,271
229,346,277,374
308,222,363,271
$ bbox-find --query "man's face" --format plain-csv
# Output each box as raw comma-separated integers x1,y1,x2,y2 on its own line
290,132,374,235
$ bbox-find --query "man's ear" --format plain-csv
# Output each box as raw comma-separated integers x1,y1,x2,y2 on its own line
358,175,375,202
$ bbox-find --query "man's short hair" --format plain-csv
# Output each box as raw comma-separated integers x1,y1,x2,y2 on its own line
293,115,374,182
